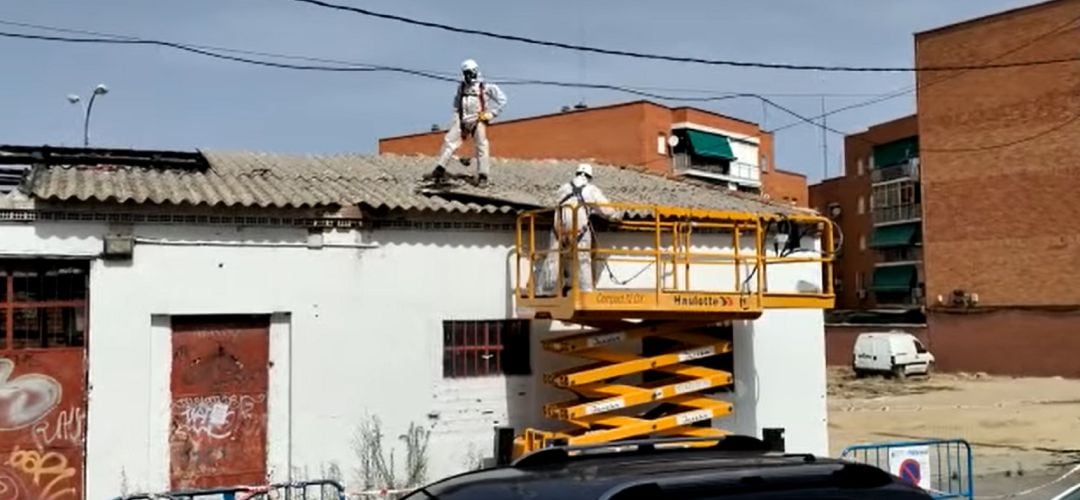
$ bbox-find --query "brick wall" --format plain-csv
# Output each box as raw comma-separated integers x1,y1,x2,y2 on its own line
379,102,649,168
768,169,808,206
808,115,919,310
927,310,1080,377
915,0,1080,306
809,176,872,309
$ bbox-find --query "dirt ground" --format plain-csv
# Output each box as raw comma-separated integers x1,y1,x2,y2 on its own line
828,367,1080,498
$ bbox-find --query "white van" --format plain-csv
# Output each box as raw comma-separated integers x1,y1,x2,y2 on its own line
852,331,935,378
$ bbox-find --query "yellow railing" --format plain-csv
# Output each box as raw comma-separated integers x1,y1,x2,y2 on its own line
514,202,835,317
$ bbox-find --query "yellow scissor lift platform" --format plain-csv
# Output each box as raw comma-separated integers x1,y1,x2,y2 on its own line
512,202,835,458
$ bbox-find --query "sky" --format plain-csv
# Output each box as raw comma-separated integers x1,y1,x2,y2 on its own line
0,0,1046,184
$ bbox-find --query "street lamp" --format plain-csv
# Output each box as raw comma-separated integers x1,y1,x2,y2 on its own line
66,84,109,147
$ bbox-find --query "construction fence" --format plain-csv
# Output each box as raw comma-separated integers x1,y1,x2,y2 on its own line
840,438,974,499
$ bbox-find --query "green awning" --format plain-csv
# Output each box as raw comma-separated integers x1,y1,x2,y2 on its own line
873,136,918,168
871,265,917,292
870,223,919,248
685,129,737,161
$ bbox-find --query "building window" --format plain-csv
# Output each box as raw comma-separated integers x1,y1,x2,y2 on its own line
857,157,865,176
857,196,865,215
879,247,918,263
657,134,668,156
443,319,531,378
859,235,867,251
871,181,921,224
761,155,769,172
0,260,89,349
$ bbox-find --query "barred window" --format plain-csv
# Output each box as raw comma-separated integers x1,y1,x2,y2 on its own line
1,260,89,349
443,320,530,378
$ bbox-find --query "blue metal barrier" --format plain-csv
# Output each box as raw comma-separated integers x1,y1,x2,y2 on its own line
115,479,346,500
840,439,973,500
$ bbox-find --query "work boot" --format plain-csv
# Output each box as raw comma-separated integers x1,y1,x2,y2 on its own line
426,165,446,181
476,173,489,188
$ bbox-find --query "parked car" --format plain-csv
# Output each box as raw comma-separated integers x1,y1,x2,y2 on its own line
853,331,934,379
400,436,934,499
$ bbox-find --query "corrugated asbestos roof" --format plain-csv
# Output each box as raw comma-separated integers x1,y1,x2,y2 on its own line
24,151,802,215
0,190,33,210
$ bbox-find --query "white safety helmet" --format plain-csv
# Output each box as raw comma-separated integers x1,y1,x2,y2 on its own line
461,59,479,72
575,163,594,179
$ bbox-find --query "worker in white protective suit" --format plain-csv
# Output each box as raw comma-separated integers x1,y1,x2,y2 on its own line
429,59,507,188
540,164,622,295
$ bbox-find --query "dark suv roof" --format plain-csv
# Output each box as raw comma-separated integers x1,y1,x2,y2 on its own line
402,436,932,500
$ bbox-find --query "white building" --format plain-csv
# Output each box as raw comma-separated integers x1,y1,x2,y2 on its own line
0,146,828,499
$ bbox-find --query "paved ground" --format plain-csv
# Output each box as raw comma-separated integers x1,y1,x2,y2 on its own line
828,367,1080,499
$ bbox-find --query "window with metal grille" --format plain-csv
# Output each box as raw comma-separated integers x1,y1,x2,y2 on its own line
443,320,530,378
0,260,89,349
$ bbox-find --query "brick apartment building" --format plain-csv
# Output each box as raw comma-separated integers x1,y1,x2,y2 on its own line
809,115,922,311
914,0,1080,377
380,100,809,205
816,0,1080,377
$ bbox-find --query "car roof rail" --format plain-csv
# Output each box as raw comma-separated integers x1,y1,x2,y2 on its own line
512,435,778,468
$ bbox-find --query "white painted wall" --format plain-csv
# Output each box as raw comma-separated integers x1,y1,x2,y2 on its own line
0,217,828,497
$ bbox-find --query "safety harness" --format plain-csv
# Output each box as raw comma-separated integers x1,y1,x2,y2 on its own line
554,182,646,287
557,182,592,244
456,80,487,139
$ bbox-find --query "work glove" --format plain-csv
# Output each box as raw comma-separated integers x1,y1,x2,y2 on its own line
479,111,494,122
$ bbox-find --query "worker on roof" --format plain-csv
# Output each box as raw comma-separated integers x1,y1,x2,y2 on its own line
539,163,622,296
428,59,507,188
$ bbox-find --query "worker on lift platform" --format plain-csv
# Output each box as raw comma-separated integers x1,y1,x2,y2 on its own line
539,163,622,296
429,59,508,188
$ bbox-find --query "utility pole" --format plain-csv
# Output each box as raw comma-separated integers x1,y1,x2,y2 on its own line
821,95,828,179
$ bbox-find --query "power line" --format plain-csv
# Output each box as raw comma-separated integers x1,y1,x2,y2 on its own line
289,0,1080,73
761,12,1080,139
0,29,743,103
7,19,1072,154
0,23,906,111
0,24,856,147
0,19,898,101
0,31,462,80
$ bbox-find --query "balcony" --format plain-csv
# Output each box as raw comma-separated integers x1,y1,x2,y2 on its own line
871,159,919,184
873,203,921,225
876,246,921,265
674,154,761,188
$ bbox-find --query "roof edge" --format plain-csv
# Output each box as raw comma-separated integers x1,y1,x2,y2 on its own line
915,0,1065,38
771,168,807,178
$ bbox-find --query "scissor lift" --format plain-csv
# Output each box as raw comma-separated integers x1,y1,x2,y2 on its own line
512,202,835,458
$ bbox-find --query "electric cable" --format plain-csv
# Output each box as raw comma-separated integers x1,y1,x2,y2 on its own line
288,0,1080,73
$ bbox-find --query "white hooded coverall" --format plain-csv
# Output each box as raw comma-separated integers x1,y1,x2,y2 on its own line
436,76,507,177
540,177,620,294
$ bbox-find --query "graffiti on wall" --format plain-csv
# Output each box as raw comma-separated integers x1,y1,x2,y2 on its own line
0,359,62,431
170,317,270,490
173,394,266,441
0,356,83,500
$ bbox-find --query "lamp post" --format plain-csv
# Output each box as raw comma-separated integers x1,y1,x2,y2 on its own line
66,84,109,147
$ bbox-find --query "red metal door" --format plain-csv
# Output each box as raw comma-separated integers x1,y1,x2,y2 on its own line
169,315,269,490
0,260,89,500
